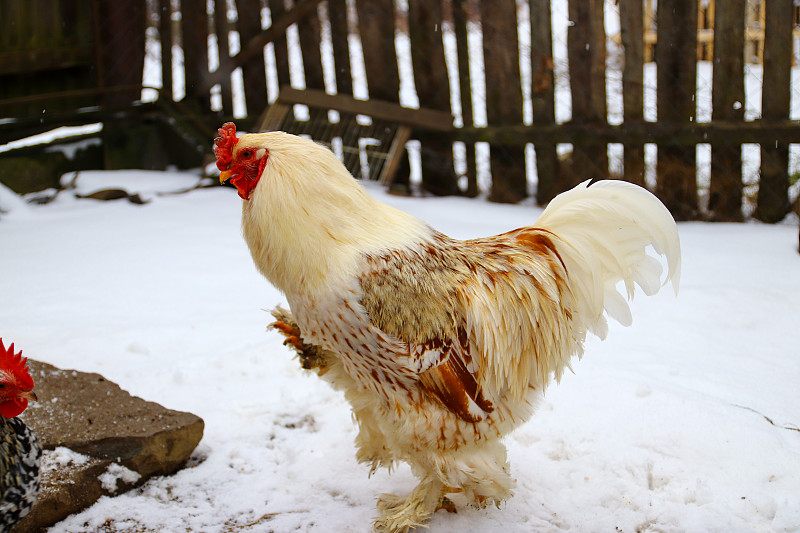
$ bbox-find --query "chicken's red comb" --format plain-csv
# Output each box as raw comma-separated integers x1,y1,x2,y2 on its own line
0,338,33,390
214,122,239,171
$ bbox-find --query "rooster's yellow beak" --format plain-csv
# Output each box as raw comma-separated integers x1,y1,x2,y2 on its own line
219,170,232,184
19,390,38,403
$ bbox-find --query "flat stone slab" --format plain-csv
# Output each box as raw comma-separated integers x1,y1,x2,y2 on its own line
12,360,204,532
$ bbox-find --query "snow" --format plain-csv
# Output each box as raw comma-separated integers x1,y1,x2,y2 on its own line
99,463,142,494
42,447,91,471
1,171,798,532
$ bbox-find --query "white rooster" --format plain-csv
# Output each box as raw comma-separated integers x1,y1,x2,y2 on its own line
215,124,680,532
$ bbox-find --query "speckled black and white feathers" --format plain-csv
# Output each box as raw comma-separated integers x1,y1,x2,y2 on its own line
1,416,41,533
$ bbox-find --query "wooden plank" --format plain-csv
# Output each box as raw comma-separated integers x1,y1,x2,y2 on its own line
158,0,173,101
98,0,147,108
273,87,453,130
448,120,800,146
181,0,210,108
481,0,526,202
379,125,412,185
619,0,645,186
0,84,144,108
529,0,559,202
655,0,698,220
709,0,745,221
756,0,794,223
409,1,449,111
267,0,292,90
297,3,325,91
237,0,269,115
327,0,353,95
214,0,234,114
567,0,608,184
356,0,400,102
408,0,458,195
452,0,477,197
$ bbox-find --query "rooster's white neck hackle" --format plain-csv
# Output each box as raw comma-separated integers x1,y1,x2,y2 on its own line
239,132,430,296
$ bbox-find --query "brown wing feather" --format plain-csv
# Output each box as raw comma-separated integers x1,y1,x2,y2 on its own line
359,235,496,422
417,332,494,422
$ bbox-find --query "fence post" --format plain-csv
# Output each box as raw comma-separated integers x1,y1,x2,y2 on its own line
452,0,478,197
158,0,174,101
238,0,269,115
297,4,325,92
529,0,559,203
619,0,645,187
265,0,291,92
408,0,458,195
181,1,210,109
756,0,793,223
356,0,400,103
709,0,745,222
213,0,234,116
567,0,609,185
655,0,699,220
355,0,407,187
328,0,353,95
481,0,526,203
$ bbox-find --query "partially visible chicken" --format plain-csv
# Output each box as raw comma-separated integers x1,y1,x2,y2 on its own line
215,124,681,532
0,339,41,533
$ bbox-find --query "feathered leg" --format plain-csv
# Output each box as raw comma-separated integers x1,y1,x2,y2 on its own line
374,476,447,533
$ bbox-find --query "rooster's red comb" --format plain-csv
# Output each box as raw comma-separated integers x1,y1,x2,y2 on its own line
0,338,33,390
214,122,239,171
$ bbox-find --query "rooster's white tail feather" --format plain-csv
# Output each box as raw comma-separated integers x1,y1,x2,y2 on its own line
534,180,681,340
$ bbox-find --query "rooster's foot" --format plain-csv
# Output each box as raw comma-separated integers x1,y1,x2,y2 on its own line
268,312,330,373
374,478,445,533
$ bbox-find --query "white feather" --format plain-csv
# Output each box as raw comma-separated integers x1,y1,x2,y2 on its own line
534,179,681,337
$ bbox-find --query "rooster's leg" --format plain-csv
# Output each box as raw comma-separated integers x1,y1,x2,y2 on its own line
374,476,445,533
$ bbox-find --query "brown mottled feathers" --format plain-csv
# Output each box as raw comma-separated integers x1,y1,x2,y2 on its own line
359,229,573,423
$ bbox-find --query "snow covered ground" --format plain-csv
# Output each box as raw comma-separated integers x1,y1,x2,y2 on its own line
1,171,798,532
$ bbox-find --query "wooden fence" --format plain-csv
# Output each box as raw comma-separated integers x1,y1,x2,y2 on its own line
2,0,798,223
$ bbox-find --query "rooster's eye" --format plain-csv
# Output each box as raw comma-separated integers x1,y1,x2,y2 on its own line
241,150,253,159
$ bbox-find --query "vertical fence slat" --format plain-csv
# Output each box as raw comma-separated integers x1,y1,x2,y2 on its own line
756,0,793,223
100,0,147,107
355,0,406,188
452,0,477,197
356,0,400,102
181,1,210,108
328,0,353,95
213,0,234,115
529,0,558,202
709,0,745,221
655,0,698,220
567,0,608,184
297,5,325,91
408,0,458,195
619,0,644,186
481,0,526,202
267,0,292,89
238,0,269,115
158,0,173,101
